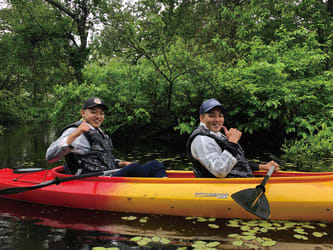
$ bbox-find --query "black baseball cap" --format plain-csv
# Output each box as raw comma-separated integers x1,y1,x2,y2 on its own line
83,97,108,110
199,98,225,114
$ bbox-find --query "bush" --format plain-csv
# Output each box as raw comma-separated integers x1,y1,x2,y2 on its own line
0,90,28,125
281,126,333,171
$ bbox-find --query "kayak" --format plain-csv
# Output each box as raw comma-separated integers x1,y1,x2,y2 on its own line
0,166,332,222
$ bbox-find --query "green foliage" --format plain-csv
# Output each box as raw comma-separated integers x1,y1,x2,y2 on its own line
0,125,5,135
281,126,333,171
1,0,332,162
174,117,197,135
0,90,28,124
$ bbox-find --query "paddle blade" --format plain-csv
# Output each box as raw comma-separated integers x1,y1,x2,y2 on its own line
231,187,271,219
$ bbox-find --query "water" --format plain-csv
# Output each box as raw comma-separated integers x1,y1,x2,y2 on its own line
0,124,332,249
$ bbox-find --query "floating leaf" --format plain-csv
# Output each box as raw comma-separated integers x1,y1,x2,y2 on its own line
242,235,256,240
185,216,195,220
177,247,187,250
240,226,250,231
193,241,206,245
303,224,315,229
197,217,207,222
312,232,325,237
208,218,216,222
137,240,149,246
242,231,256,236
261,240,277,247
208,224,220,229
206,242,220,247
244,243,259,249
318,223,327,228
232,240,243,246
191,243,206,249
130,237,142,242
152,236,160,242
228,234,241,238
139,217,148,223
92,247,106,250
160,238,171,244
226,223,240,227
121,216,137,221
294,228,308,235
293,234,308,240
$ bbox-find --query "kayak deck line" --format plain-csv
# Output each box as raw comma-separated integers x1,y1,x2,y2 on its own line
0,166,333,222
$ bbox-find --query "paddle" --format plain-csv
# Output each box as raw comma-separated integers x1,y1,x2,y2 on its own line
0,168,120,195
231,166,275,219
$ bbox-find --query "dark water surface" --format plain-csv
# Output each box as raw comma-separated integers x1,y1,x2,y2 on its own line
0,124,332,250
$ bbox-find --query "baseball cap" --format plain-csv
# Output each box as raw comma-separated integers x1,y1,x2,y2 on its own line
199,98,225,114
83,97,108,110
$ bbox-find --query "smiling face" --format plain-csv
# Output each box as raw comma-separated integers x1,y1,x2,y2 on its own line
80,106,105,128
200,107,224,133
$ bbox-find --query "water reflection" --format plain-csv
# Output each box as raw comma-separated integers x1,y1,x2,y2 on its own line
0,198,332,249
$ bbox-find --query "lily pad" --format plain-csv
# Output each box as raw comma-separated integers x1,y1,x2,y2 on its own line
121,216,137,221
185,216,195,220
208,224,220,229
197,217,207,222
242,235,256,240
232,240,243,246
261,240,277,247
294,228,308,235
152,236,160,242
193,241,206,245
228,234,241,238
312,232,325,237
293,234,308,240
240,226,250,231
139,217,148,223
130,236,142,242
244,243,259,249
206,242,220,247
160,238,171,244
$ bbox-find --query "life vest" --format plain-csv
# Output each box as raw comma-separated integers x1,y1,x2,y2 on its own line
60,121,118,174
186,126,254,178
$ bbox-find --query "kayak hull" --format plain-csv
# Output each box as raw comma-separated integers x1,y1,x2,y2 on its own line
0,166,333,222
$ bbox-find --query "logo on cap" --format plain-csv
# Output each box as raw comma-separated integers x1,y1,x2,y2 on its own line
93,98,102,104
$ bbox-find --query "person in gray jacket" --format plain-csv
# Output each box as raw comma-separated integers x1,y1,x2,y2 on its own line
46,97,167,177
186,98,279,178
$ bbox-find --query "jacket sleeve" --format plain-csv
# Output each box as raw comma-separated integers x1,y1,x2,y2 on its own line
191,135,237,178
45,127,90,163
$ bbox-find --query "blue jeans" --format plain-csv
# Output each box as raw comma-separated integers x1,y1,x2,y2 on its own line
112,160,167,177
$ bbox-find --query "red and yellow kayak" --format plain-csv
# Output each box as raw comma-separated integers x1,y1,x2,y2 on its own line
0,166,332,222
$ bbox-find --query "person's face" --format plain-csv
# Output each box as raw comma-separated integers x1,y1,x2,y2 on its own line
81,106,105,128
200,107,224,133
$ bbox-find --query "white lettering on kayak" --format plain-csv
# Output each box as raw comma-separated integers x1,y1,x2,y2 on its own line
194,192,229,199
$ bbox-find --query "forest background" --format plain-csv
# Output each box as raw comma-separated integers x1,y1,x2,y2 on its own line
0,0,332,169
